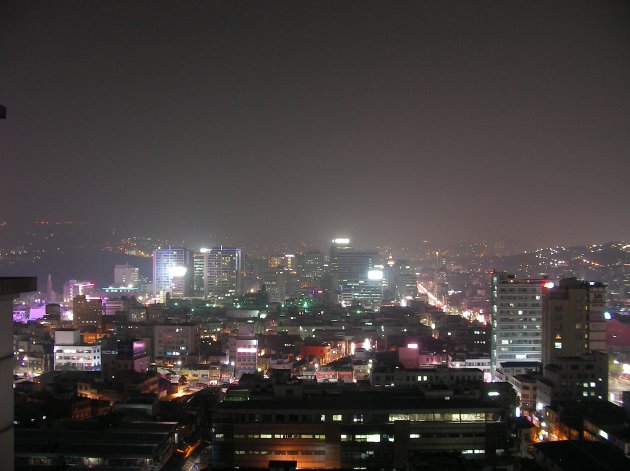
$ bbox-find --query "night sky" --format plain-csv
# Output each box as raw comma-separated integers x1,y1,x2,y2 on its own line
1,1,629,249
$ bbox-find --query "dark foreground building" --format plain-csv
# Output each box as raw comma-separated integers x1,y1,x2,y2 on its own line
212,390,514,469
15,420,177,469
533,440,630,470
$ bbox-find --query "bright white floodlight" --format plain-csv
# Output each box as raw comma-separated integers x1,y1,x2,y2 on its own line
169,266,187,277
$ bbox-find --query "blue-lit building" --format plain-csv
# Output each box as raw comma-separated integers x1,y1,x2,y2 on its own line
152,246,191,299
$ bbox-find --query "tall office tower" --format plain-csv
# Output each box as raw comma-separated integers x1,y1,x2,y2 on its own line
329,239,378,280
263,267,287,303
298,249,325,289
72,295,103,329
114,264,139,288
198,246,242,300
329,238,380,283
329,238,381,305
192,251,206,296
392,261,418,299
490,272,545,377
152,246,191,299
542,278,607,366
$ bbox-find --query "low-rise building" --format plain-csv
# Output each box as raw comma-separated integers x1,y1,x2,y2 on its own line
212,390,513,469
53,329,101,372
536,352,608,408
371,366,484,388
15,420,178,469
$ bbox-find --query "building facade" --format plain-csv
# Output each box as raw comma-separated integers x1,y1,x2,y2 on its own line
53,329,101,371
72,295,102,329
194,246,241,301
153,323,200,361
152,246,191,299
113,264,139,288
491,272,545,377
542,278,607,366
329,238,382,306
212,392,512,469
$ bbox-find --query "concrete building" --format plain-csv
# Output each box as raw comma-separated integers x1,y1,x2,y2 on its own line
152,246,191,299
153,323,200,361
229,324,259,379
264,267,288,303
329,238,382,306
212,390,513,469
542,278,607,366
194,246,241,301
15,420,178,469
63,280,95,303
101,338,150,377
536,352,609,409
533,440,630,470
1,277,36,471
371,366,484,388
298,250,325,289
53,329,101,371
113,264,139,288
490,272,545,377
72,295,103,328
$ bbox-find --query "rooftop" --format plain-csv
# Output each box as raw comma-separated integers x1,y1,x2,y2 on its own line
534,440,630,470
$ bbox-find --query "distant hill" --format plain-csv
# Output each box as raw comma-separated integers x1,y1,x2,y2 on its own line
0,247,152,292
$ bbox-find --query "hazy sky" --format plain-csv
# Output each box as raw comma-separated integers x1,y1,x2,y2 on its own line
1,1,629,249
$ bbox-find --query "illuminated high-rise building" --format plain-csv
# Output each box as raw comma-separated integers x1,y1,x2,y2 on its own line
542,278,607,366
114,264,139,288
490,272,545,377
152,246,191,299
329,238,382,306
298,249,324,289
195,246,241,301
263,267,287,303
192,251,206,296
392,261,418,299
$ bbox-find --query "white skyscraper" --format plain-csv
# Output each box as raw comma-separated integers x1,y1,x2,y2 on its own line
491,272,546,377
152,246,191,299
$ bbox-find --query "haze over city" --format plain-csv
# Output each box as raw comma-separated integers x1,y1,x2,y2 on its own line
1,1,629,249
2,2,630,471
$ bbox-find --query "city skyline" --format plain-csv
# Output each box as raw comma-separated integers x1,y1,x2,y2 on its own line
1,1,629,249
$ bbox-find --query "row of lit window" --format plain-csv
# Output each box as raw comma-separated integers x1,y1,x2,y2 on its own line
388,412,497,422
233,433,325,439
341,434,390,442
234,450,325,456
55,356,99,361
